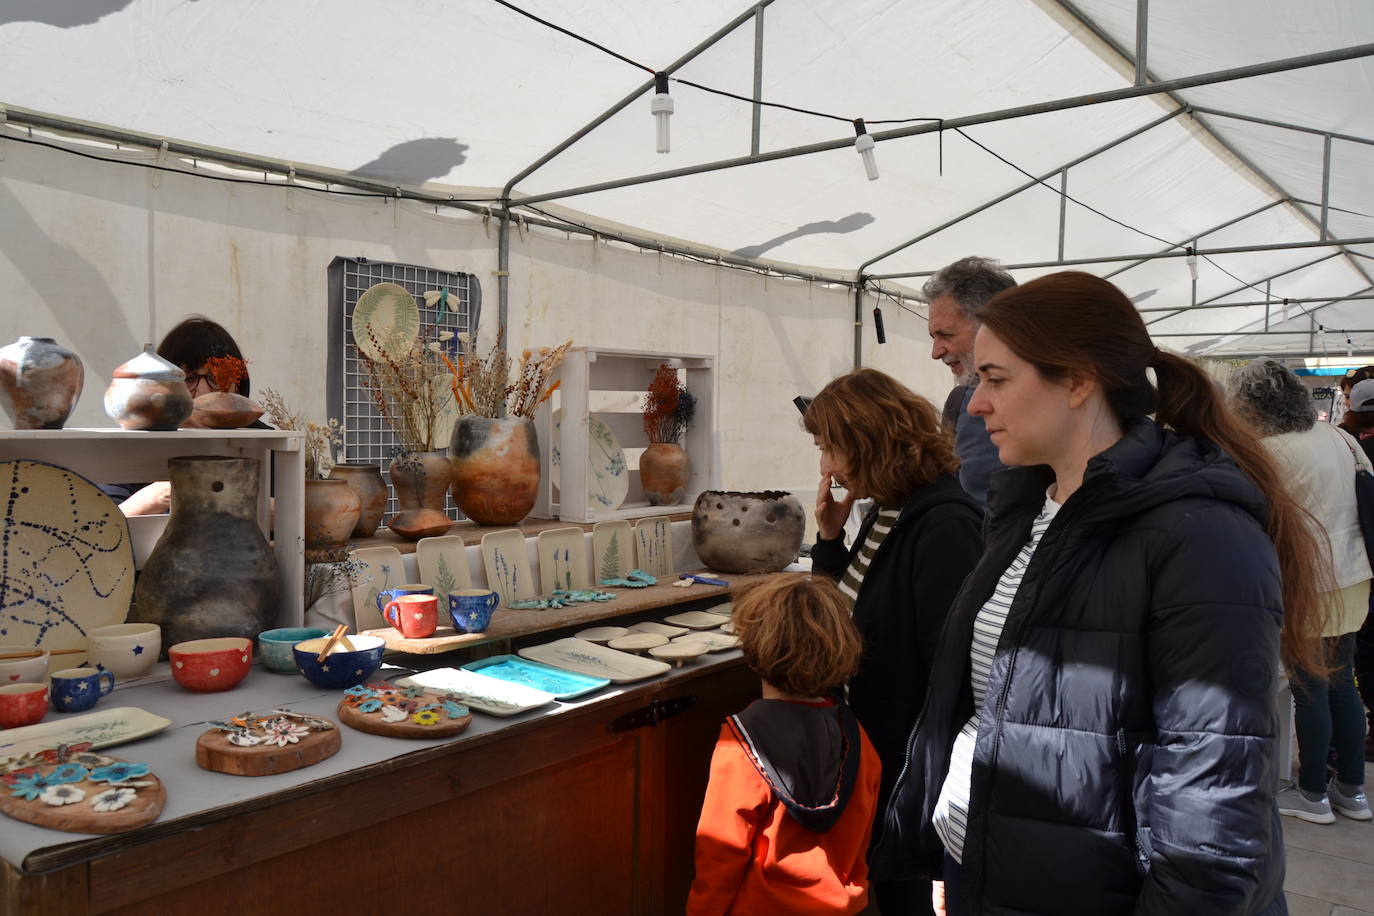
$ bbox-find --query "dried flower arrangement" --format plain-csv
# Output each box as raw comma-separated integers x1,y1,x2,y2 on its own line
643,364,696,444
441,330,570,419
260,389,344,479
201,355,249,393
358,324,456,452
304,556,368,613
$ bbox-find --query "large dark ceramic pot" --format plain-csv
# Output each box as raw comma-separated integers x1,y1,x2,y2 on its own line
329,463,387,538
640,442,690,506
131,456,281,647
449,417,540,526
104,345,193,431
0,336,84,429
691,490,806,574
304,478,362,562
387,450,453,540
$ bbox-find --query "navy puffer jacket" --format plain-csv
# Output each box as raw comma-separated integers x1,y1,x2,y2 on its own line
871,419,1288,916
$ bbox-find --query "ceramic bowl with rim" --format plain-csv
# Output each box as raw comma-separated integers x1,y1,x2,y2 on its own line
293,635,386,690
87,623,161,679
0,647,50,686
168,637,253,692
257,627,330,674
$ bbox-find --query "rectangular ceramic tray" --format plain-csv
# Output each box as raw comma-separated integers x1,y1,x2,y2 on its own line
392,668,555,718
0,706,172,758
518,637,670,683
463,655,610,700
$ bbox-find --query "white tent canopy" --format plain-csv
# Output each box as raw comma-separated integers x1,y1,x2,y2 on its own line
2,0,1373,361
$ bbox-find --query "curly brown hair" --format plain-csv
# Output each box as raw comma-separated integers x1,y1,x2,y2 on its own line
803,368,958,506
732,575,862,697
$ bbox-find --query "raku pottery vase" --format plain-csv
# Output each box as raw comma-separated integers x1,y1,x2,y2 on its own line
692,490,806,574
131,456,281,647
104,345,193,431
387,450,454,540
186,391,264,429
639,442,690,506
0,336,84,429
303,478,362,562
449,416,540,526
328,463,388,537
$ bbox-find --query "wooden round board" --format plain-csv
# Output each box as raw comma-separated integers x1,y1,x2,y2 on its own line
196,724,341,777
0,755,164,834
337,691,473,739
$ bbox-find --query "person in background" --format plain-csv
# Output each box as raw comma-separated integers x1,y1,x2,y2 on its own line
115,316,260,516
1229,358,1372,824
806,368,982,916
874,272,1326,916
687,575,880,916
1339,377,1374,463
924,256,1015,505
1339,373,1374,760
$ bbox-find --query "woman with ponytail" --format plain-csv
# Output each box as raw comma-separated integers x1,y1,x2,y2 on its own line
872,272,1315,916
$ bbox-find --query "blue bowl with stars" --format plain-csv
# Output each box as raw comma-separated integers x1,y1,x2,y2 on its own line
293,635,386,690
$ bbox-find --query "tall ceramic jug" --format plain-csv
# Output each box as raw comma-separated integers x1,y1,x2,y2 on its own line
0,336,84,429
131,457,281,646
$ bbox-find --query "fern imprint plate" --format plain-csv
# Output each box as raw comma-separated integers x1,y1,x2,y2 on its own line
416,535,473,598
592,520,633,583
518,638,670,683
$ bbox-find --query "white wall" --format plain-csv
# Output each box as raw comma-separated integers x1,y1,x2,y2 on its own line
1,137,950,504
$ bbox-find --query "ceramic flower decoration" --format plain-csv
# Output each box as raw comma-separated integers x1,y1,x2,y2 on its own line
357,699,383,713
92,787,137,812
263,722,311,747
8,772,50,801
412,709,440,726
39,784,86,806
47,763,89,785
228,732,263,747
380,705,408,723
91,762,151,784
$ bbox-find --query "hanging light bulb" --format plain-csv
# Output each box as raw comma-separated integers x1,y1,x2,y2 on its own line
1185,246,1198,282
1347,335,1354,359
1282,298,1291,322
650,73,673,154
853,119,878,181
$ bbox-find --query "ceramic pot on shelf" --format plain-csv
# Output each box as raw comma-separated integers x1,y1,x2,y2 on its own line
185,391,264,429
691,490,806,574
0,336,84,430
303,478,362,562
639,442,690,506
449,416,540,526
387,450,453,540
104,345,193,431
131,456,281,647
328,463,388,538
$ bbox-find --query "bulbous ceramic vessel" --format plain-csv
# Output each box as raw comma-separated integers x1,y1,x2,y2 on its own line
449,417,540,526
104,345,193,431
639,442,690,506
387,450,454,540
328,463,388,538
0,336,84,429
691,490,806,574
304,478,362,562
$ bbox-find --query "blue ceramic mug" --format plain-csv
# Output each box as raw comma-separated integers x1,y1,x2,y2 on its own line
50,667,115,712
374,583,433,613
448,589,499,634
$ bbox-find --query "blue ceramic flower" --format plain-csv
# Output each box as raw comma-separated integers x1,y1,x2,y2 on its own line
343,686,376,698
357,699,382,713
441,700,469,719
90,762,150,784
47,764,89,785
9,772,50,801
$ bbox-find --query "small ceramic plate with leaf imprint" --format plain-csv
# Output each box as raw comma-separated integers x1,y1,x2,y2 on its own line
663,610,731,630
673,631,740,652
519,638,670,683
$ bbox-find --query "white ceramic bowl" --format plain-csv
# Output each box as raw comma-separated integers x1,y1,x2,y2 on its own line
87,624,161,679
0,646,51,686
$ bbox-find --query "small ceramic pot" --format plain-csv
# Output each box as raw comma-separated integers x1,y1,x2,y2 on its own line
293,635,385,689
86,623,161,680
374,583,434,614
257,627,330,674
0,683,49,729
104,345,193,431
447,589,499,634
0,336,84,429
449,416,540,526
691,490,806,574
328,463,387,538
304,478,362,563
185,391,264,429
0,647,50,685
50,667,116,712
387,450,454,540
168,637,253,693
383,594,439,639
640,442,690,506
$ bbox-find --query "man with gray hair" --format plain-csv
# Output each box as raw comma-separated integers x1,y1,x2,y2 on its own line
925,256,1015,505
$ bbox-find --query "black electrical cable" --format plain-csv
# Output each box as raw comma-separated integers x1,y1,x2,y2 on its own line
489,0,654,74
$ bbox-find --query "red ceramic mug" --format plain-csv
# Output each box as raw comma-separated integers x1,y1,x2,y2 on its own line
384,594,439,639
0,683,49,729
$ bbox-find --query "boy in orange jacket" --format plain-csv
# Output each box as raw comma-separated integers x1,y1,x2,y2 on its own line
687,575,881,916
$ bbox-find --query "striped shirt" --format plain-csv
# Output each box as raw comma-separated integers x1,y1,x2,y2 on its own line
933,492,1060,863
838,507,901,604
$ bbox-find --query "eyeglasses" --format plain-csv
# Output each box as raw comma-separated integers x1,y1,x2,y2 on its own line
184,373,224,392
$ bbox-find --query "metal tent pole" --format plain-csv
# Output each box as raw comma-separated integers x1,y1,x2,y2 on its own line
1137,292,1374,313
1142,253,1342,326
1103,200,1287,278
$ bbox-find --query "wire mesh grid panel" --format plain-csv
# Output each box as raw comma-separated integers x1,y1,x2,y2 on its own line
328,257,481,521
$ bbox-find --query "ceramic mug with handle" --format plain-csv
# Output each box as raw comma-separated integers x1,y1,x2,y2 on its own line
374,583,433,613
447,589,499,634
50,667,116,712
383,593,439,639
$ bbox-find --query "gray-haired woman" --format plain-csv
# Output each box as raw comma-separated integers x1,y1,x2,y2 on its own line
1229,358,1373,824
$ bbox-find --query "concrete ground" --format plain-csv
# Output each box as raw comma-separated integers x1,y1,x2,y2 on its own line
1283,760,1374,916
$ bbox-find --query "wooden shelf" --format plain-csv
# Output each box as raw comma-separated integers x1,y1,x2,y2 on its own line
348,511,692,555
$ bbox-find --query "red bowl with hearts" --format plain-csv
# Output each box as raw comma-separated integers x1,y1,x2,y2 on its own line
168,637,253,692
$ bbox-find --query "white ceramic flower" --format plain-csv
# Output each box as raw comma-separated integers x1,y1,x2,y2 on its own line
262,723,310,747
91,787,137,812
228,733,262,747
39,785,86,807
380,705,408,723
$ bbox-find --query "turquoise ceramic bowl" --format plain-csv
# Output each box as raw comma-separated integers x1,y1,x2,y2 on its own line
257,627,329,673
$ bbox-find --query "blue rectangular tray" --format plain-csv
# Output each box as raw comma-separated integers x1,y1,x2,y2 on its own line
462,655,610,700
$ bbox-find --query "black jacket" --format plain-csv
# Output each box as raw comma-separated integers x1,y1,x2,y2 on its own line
872,420,1288,916
811,474,983,809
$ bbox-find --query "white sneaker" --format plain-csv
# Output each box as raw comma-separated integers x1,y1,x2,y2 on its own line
1327,778,1373,821
1276,780,1335,824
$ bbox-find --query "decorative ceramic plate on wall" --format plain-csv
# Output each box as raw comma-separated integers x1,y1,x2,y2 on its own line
551,410,629,512
0,460,134,663
352,282,420,361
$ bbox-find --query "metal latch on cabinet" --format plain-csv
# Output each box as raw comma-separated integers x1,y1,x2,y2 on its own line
607,696,697,733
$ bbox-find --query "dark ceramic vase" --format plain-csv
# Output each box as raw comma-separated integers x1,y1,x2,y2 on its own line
104,345,193,431
449,416,540,526
387,450,453,540
131,456,281,646
640,442,690,506
304,478,362,562
691,490,806,574
329,463,387,538
0,336,84,429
